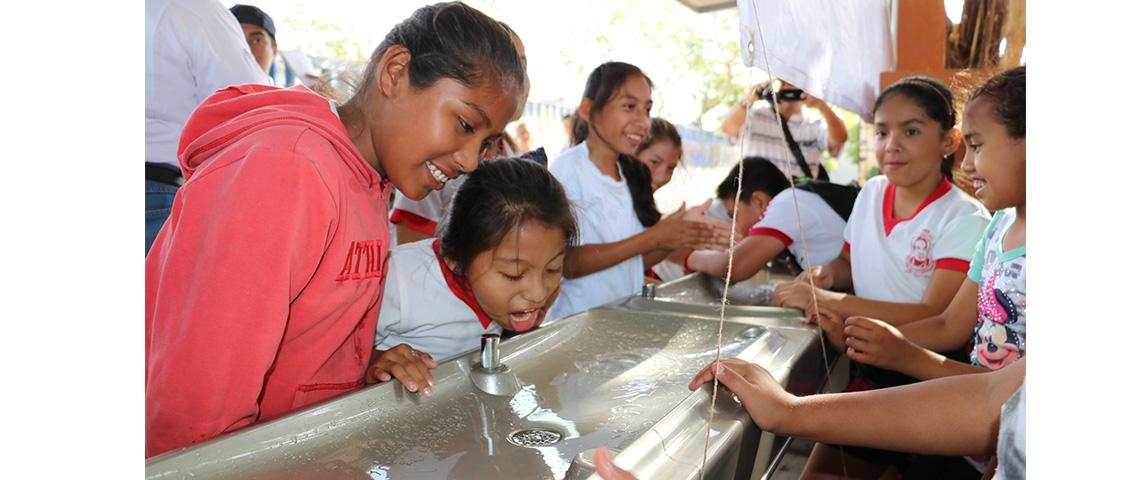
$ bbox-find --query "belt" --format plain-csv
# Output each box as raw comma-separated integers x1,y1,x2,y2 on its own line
146,163,184,186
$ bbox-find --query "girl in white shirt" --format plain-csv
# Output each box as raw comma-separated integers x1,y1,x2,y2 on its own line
366,158,576,397
773,76,991,478
548,62,733,320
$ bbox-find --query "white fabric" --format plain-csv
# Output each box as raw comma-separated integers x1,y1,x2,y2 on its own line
391,177,464,233
994,384,1026,480
706,198,733,224
845,176,990,302
751,189,846,269
374,239,502,362
146,0,271,167
651,259,687,283
740,107,830,179
548,143,645,320
389,139,518,233
736,0,893,119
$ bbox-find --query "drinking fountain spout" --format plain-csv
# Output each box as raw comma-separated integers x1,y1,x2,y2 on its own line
469,334,521,396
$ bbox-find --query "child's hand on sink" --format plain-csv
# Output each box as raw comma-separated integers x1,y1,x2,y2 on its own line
688,358,797,433
365,344,439,397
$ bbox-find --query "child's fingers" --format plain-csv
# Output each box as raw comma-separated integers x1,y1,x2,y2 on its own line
689,361,718,390
845,336,873,355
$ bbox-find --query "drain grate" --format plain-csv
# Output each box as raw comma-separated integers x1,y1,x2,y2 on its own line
507,428,562,447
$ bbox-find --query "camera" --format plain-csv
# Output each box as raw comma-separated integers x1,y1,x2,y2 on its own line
759,86,805,103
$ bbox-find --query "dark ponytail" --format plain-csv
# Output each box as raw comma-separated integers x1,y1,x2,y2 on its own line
581,62,660,227
874,76,957,180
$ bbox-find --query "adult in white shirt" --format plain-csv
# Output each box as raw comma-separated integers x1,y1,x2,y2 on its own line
145,0,270,253
721,79,848,181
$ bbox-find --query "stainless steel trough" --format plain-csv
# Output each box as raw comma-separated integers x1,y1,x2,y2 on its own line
145,274,827,480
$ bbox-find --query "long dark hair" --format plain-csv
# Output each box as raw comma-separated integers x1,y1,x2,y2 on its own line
439,158,578,274
581,61,660,227
344,2,523,109
874,76,958,179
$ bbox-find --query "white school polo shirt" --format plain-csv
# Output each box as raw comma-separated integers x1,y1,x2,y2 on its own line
374,239,502,362
547,143,645,320
845,176,990,302
389,178,464,236
748,188,847,270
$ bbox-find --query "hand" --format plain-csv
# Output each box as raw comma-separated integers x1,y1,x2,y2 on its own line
682,199,741,244
594,448,637,480
688,358,798,433
652,203,734,252
742,81,772,107
842,316,917,372
365,344,439,396
772,281,840,312
802,91,828,110
794,266,834,290
813,307,847,350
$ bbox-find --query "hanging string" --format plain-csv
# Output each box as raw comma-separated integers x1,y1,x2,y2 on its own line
700,1,846,478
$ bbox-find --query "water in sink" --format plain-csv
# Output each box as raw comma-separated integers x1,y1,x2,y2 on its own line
148,313,781,479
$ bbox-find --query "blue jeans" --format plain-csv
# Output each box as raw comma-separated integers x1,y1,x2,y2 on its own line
146,178,180,254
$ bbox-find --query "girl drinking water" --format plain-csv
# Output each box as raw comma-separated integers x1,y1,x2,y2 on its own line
547,62,733,320
366,158,576,396
145,2,522,457
772,76,992,478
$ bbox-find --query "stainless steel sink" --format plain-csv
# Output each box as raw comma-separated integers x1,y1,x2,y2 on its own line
623,273,805,322
145,307,826,480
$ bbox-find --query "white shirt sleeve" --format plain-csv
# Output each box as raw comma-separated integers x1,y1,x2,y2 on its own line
180,0,272,100
374,256,403,348
932,209,991,262
391,189,445,224
754,190,799,244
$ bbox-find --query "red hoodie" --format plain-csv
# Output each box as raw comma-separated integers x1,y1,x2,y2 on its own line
145,84,391,457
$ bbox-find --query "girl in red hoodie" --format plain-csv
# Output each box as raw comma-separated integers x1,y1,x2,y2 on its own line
144,2,524,457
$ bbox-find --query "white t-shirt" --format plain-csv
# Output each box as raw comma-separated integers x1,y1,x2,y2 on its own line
374,239,503,362
388,140,520,236
740,107,830,179
389,178,464,236
845,176,990,302
146,0,271,167
994,384,1026,480
748,188,846,269
548,143,645,320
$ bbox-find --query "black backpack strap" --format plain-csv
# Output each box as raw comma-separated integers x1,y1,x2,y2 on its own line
765,93,828,181
794,180,860,221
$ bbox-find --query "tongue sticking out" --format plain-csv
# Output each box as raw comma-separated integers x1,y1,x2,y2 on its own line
508,309,540,332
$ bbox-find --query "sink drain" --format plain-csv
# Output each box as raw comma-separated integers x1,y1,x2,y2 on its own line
507,428,562,447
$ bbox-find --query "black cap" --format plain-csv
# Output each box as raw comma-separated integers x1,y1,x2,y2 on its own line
230,4,276,41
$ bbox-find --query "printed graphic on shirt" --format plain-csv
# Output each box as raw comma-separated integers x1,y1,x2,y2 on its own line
336,239,388,281
905,229,934,275
971,252,1027,369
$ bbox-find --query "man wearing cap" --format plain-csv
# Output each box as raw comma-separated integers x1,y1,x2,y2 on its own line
230,4,277,75
146,0,270,254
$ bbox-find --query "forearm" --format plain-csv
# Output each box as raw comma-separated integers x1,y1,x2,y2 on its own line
817,104,848,155
687,250,730,278
898,314,977,352
642,248,672,268
565,230,657,278
897,345,991,381
824,295,943,325
820,255,852,291
721,102,750,139
781,367,1011,455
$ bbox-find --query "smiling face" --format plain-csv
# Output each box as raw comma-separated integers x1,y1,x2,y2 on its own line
962,97,1026,211
583,74,653,157
636,138,681,192
458,221,566,332
873,93,958,189
361,47,520,200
